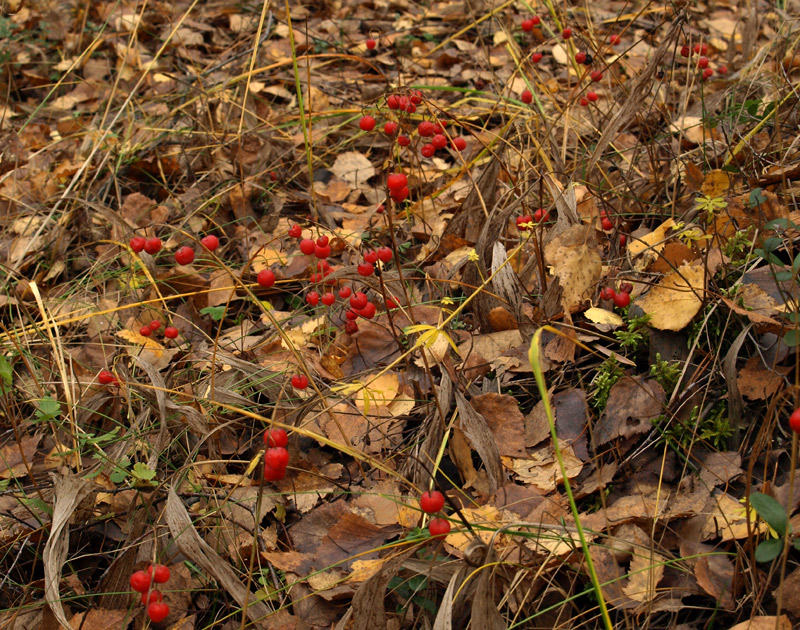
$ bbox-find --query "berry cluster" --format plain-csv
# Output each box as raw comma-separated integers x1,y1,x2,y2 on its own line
679,42,727,80
129,564,171,623
516,209,550,231
419,490,451,538
263,428,290,481
358,91,468,162
137,319,179,341
599,281,633,308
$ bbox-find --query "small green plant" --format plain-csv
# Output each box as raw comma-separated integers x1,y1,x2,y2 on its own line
649,353,681,395
653,402,733,450
749,492,799,562
590,356,624,411
614,312,651,350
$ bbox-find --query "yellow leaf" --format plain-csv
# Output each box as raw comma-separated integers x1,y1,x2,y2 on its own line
636,262,705,331
116,329,165,352
584,307,623,327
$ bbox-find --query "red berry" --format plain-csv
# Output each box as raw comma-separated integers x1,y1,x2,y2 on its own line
350,292,368,309
599,287,615,301
790,409,800,434
420,144,435,158
291,374,309,390
314,243,331,259
149,564,170,584
359,302,376,319
144,238,162,255
316,235,329,247
702,68,713,80
357,262,374,277
364,250,379,264
562,28,572,39
384,121,398,135
590,70,603,82
619,282,633,294
139,326,152,337
306,292,320,306
619,235,627,247
288,224,302,238
680,45,690,58
580,98,589,107
609,34,621,45
391,186,409,202
521,19,534,32
338,286,352,299
201,235,219,251
386,95,400,109
377,246,393,263
149,320,161,330
98,370,116,385
516,215,533,231
257,269,275,287
531,15,541,25
265,447,289,470
428,518,451,538
452,137,467,151
376,204,385,214
432,134,448,150
601,217,614,231
697,56,709,69
345,309,359,321
419,490,445,514
366,38,376,50
359,115,376,131
521,89,533,104
130,236,146,252
397,134,410,146
174,246,194,265
531,52,543,63
141,590,163,606
299,238,315,255
163,326,178,339
575,51,586,64
410,90,423,105
345,321,359,334
147,602,170,623
387,173,407,191
717,65,728,75
418,121,435,137
386,298,398,309
321,292,335,306
534,208,549,222
130,570,151,593
587,91,598,102
263,463,286,481
264,428,288,447
613,291,631,308
694,43,708,55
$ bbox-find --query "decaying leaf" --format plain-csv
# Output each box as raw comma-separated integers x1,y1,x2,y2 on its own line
544,225,602,312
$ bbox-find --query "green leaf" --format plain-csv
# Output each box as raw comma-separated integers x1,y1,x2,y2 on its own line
783,330,800,347
755,538,783,563
35,396,62,422
750,492,788,536
765,218,790,231
749,188,767,207
0,354,12,386
200,306,227,321
131,462,157,482
774,271,793,283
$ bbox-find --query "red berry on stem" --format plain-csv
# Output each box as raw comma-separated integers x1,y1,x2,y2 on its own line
139,326,152,337
366,38,376,50
351,292,368,309
257,269,275,287
428,518,451,538
697,56,709,69
531,15,541,25
306,292,320,306
147,602,170,623
164,326,178,339
264,428,288,447
521,90,532,104
575,51,586,64
452,137,467,151
314,243,331,259
613,291,631,308
619,234,627,247
601,217,614,231
316,235,329,247
201,235,219,251
141,590,163,605
386,95,399,109
420,144,435,158
174,246,195,265
531,52,543,63
149,564,170,583
149,320,161,330
562,28,572,39
291,374,308,390
144,238,162,255
265,447,290,470
299,238,315,255
130,236,146,252
364,250,379,264
600,287,615,301
609,34,621,45
359,302,376,319
359,115,376,131
580,98,589,107
377,246,393,263
288,224,302,238
321,292,335,306
587,91,598,102
432,134,447,150
790,409,800,434
338,286,352,299
384,121,398,135
680,45,690,57
717,65,728,75
397,134,410,147
130,570,151,593
392,186,409,202
619,282,633,294
357,262,374,277
387,173,407,191
590,70,603,82
521,19,534,32
98,370,116,385
702,68,713,80
420,490,445,513
516,215,533,231
345,320,359,334
418,121,435,137
263,463,285,481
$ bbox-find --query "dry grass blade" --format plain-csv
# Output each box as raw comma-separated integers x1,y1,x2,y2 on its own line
164,487,271,628
433,566,469,630
43,474,93,630
455,391,504,493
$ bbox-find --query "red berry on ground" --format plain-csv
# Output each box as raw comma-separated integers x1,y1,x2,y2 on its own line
377,246,393,263
521,19,534,32
562,28,572,39
338,286,352,299
201,235,219,251
163,326,178,339
613,291,631,308
357,262,374,277
432,134,448,150
609,34,621,45
291,374,309,390
387,173,407,191
697,56,709,69
359,115,376,131
397,134,410,146
257,269,275,287
428,518,451,538
141,590,163,606
264,428,288,447
144,238,162,255
590,70,603,82
306,292,320,306
420,144,435,158
587,91,598,102
575,51,586,64
130,236,146,252
98,370,116,385
531,52,543,63
384,121,398,135
601,217,614,230
599,287,615,301
790,409,800,434
130,570,151,593
452,137,467,151
265,447,290,470
345,321,359,334
366,38,376,50
139,326,152,337
420,490,445,514
174,246,195,265
147,602,170,623
149,564,170,583
299,239,315,255
149,320,161,330
521,89,533,104
288,224,302,238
